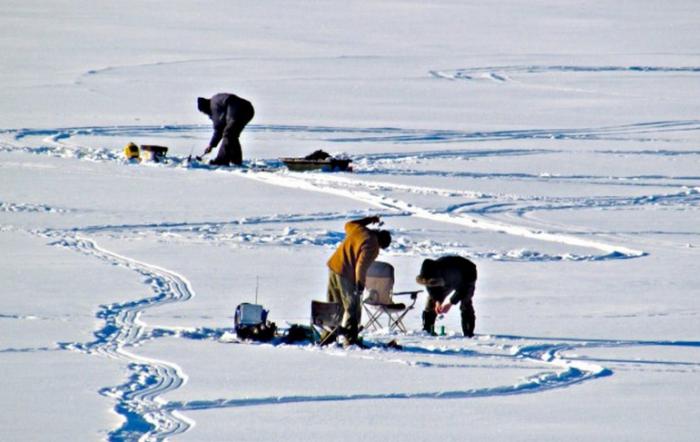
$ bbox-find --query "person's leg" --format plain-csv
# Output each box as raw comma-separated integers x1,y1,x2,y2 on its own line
210,143,230,166
456,282,476,337
327,271,357,330
422,297,437,335
460,299,476,337
213,121,244,165
230,138,242,166
327,270,343,304
323,271,349,343
221,104,254,166
338,276,359,340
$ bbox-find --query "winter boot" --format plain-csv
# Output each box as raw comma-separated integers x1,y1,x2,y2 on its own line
209,158,230,166
422,310,437,336
341,323,358,343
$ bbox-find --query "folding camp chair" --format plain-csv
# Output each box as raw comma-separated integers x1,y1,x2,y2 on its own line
362,261,421,333
310,300,342,346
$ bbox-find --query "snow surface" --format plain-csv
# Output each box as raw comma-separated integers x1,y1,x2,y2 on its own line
1,1,699,440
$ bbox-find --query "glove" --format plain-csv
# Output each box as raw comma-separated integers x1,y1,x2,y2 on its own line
435,302,452,314
356,283,365,296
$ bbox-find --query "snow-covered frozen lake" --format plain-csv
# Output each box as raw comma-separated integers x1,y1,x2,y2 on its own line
2,1,699,440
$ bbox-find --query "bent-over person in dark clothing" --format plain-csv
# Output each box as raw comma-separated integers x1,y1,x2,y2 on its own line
197,93,255,166
416,255,477,337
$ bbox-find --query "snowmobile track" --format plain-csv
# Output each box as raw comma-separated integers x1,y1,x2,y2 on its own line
50,234,195,441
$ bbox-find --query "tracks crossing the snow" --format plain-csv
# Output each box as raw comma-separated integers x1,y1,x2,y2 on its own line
2,115,699,439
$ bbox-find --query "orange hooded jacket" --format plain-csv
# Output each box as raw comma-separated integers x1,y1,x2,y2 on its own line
327,219,380,286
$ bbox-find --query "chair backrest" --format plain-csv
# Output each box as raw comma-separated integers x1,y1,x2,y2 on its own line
364,261,395,304
311,301,342,328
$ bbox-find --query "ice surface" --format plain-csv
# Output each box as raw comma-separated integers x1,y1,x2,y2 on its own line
1,1,699,440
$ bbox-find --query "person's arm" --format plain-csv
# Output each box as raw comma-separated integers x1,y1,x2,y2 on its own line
344,216,380,234
449,282,475,306
208,123,224,150
354,240,379,292
435,288,457,314
436,301,452,314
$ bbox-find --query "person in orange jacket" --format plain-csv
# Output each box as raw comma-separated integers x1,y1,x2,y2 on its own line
327,216,392,344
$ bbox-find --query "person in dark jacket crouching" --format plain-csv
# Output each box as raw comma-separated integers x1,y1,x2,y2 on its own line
197,93,255,166
416,255,477,337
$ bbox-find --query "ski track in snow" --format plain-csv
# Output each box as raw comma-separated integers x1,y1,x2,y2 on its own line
235,171,647,260
1,233,695,441
3,119,700,437
22,229,618,440
430,65,700,83
0,201,71,214
16,228,696,439
160,332,700,413
429,65,700,99
356,167,700,187
3,118,700,146
47,233,196,441
5,121,700,261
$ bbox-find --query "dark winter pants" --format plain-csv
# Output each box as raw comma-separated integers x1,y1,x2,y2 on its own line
214,103,254,166
423,291,476,337
326,270,361,337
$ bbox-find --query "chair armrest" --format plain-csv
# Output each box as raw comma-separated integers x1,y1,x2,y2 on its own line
393,290,422,295
393,290,422,300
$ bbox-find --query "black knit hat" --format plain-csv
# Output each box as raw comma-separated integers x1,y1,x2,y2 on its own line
197,97,211,115
416,259,446,287
377,230,392,249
